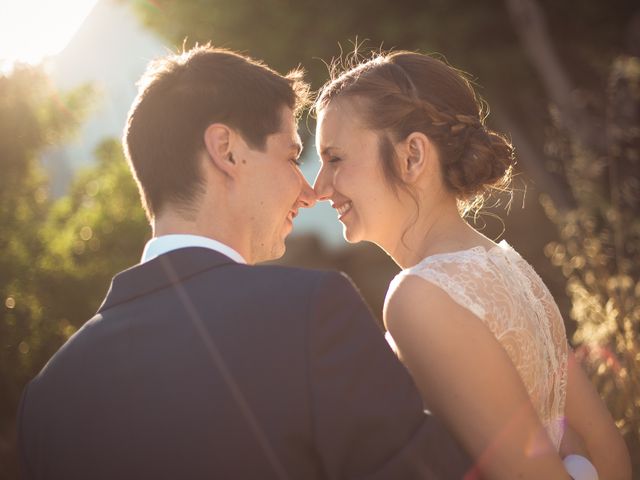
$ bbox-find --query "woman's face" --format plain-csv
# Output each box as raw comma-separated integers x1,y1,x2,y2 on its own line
314,99,405,246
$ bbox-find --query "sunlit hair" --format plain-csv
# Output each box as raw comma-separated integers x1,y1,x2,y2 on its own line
124,43,311,221
314,50,515,217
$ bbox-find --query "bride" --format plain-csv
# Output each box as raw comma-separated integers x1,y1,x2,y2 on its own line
312,50,630,480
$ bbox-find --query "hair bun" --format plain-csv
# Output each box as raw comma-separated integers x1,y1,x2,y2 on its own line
444,126,515,199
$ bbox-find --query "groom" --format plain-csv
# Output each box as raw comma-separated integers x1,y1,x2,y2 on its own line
18,45,471,479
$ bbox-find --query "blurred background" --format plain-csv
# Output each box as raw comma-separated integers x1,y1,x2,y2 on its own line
0,0,638,477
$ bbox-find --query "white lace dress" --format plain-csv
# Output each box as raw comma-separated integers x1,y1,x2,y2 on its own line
385,240,568,450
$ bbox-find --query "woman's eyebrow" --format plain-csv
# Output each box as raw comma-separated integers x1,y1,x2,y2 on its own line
320,146,340,156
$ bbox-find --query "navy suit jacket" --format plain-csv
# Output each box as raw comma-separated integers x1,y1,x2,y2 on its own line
18,247,471,479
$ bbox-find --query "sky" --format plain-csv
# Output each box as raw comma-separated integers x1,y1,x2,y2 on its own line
0,0,99,71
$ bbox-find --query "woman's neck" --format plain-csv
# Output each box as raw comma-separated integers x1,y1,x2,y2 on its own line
386,198,493,269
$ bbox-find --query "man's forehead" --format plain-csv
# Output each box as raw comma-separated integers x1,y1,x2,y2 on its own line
278,105,296,130
284,115,303,146
278,107,300,138
272,125,302,155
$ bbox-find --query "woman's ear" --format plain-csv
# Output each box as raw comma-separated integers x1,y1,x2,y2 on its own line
203,123,238,177
400,132,432,183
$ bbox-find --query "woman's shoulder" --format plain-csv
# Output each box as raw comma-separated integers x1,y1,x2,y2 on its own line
388,243,513,323
404,240,512,271
386,240,537,335
394,241,514,289
384,271,482,334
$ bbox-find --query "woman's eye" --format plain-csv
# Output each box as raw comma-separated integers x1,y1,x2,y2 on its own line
291,158,302,166
328,156,342,163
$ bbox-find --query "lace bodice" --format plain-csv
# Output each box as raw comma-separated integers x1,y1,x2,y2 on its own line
386,240,568,449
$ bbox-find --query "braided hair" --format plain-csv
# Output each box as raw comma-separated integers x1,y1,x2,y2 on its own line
315,51,515,215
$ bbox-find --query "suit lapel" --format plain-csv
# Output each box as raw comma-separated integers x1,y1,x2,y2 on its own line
98,247,239,313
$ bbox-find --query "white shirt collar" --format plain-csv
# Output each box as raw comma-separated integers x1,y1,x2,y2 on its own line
140,234,246,264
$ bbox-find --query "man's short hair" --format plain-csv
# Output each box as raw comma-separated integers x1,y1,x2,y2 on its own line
123,44,310,220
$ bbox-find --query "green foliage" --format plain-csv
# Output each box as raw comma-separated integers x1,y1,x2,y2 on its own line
128,0,525,90
0,64,93,477
543,55,640,463
0,64,89,397
37,138,149,334
0,64,148,477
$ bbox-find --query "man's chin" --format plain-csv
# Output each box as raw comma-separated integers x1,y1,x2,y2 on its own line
271,244,287,261
343,226,362,244
253,241,286,264
273,238,287,259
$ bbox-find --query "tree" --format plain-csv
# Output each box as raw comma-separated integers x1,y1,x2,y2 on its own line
0,64,91,478
504,0,639,468
0,62,147,477
542,54,640,471
37,138,149,332
1,134,148,478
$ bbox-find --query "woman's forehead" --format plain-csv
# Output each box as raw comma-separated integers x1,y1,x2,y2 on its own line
318,98,366,134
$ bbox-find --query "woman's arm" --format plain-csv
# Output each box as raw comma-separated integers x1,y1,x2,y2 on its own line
563,350,631,480
385,275,571,480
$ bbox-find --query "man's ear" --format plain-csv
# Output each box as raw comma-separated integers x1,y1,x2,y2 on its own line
399,132,432,184
203,123,238,177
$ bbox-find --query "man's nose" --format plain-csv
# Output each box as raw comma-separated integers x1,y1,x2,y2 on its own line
313,166,332,202
298,175,317,209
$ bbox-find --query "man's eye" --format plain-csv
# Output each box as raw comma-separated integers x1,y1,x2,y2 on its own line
328,156,342,163
291,158,302,166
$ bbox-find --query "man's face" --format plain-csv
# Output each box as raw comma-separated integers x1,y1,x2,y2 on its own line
235,107,316,263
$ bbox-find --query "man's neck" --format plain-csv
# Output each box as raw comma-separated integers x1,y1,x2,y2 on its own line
152,210,250,262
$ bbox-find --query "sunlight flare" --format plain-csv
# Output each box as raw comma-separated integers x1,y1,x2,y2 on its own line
0,0,99,71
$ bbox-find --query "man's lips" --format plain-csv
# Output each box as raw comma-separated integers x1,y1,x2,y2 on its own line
333,201,353,217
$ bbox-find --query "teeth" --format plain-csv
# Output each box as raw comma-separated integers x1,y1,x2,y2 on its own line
337,202,352,216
